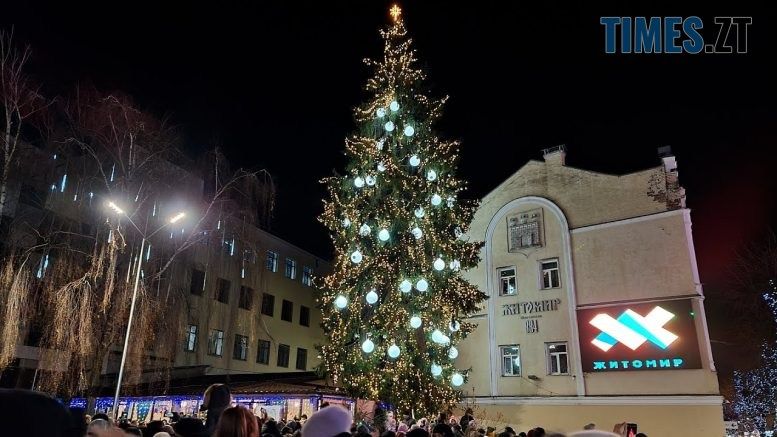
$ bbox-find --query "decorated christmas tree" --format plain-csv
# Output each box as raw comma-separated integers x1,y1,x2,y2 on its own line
318,5,488,416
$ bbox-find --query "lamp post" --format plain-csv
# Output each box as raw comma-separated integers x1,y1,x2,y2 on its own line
107,201,185,419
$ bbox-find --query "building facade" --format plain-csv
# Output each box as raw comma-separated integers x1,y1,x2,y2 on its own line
0,145,329,416
457,147,723,436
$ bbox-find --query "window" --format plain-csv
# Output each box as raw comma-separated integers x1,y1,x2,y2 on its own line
215,278,231,304
300,306,310,327
540,259,561,289
501,345,522,376
296,348,308,370
277,344,290,367
281,300,293,322
507,209,543,251
239,286,253,310
498,267,517,296
266,250,279,272
190,269,206,295
285,258,297,279
261,293,275,317
233,335,248,361
302,266,313,286
208,329,224,357
185,325,197,352
257,339,271,364
547,342,569,375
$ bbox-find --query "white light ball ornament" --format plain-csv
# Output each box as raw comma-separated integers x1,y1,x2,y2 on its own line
449,320,461,332
404,125,415,137
366,289,379,305
399,279,412,293
447,196,456,208
431,363,443,377
390,100,400,112
449,260,461,271
448,346,459,360
414,207,425,218
378,228,390,242
342,218,351,228
427,170,437,181
362,338,375,354
416,278,429,292
387,344,400,359
411,226,423,240
376,108,386,118
377,162,386,172
365,175,376,186
334,295,348,309
433,257,445,271
354,176,365,188
431,329,449,345
451,373,464,387
431,194,442,206
350,250,363,264
409,154,421,167
410,315,422,329
384,121,395,132
359,224,371,236
376,139,385,151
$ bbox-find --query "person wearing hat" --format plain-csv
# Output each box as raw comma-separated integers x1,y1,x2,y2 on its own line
301,405,353,437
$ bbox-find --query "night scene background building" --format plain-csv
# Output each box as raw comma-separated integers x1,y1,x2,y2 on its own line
2,1,777,436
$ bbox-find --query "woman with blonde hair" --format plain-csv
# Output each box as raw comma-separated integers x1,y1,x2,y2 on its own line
214,406,260,437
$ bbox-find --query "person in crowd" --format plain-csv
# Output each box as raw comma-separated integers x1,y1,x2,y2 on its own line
145,420,165,436
88,419,113,436
517,433,526,437
432,423,455,437
173,416,208,437
583,424,595,431
300,403,352,437
382,431,397,437
533,428,545,437
459,409,474,430
281,425,294,436
635,434,646,437
0,388,84,436
567,431,618,437
125,427,144,436
201,383,232,434
212,405,260,437
406,429,430,437
262,418,283,437
152,433,171,437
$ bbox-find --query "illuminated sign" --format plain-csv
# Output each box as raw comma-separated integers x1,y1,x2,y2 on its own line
577,299,701,372
503,298,561,316
590,306,678,351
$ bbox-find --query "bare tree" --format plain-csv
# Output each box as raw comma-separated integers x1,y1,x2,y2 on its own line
0,86,275,398
0,28,49,217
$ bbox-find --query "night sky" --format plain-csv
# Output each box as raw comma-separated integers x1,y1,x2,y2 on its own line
6,1,777,384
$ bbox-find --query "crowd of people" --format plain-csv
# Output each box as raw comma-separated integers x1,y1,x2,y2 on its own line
0,386,648,437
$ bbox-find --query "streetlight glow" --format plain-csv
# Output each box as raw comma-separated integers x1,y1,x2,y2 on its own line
169,212,186,224
107,201,124,215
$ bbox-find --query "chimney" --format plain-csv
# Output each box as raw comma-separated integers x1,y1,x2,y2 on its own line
542,145,566,166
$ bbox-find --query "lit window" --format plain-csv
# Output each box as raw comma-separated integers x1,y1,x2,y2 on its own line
233,334,248,361
285,258,297,279
208,329,224,357
185,325,197,352
540,259,560,289
501,345,521,376
302,266,313,286
257,339,271,364
266,251,279,272
498,267,517,296
547,342,569,375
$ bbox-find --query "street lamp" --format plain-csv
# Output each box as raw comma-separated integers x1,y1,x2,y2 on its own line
107,201,185,419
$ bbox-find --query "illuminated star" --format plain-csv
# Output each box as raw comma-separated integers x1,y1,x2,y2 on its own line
390,4,402,22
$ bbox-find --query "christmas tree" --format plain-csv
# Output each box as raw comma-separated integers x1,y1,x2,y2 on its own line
318,5,488,416
734,278,777,432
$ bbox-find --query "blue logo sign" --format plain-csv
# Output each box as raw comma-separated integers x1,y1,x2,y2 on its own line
600,16,751,54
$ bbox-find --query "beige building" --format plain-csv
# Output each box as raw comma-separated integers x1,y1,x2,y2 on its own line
457,147,723,437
